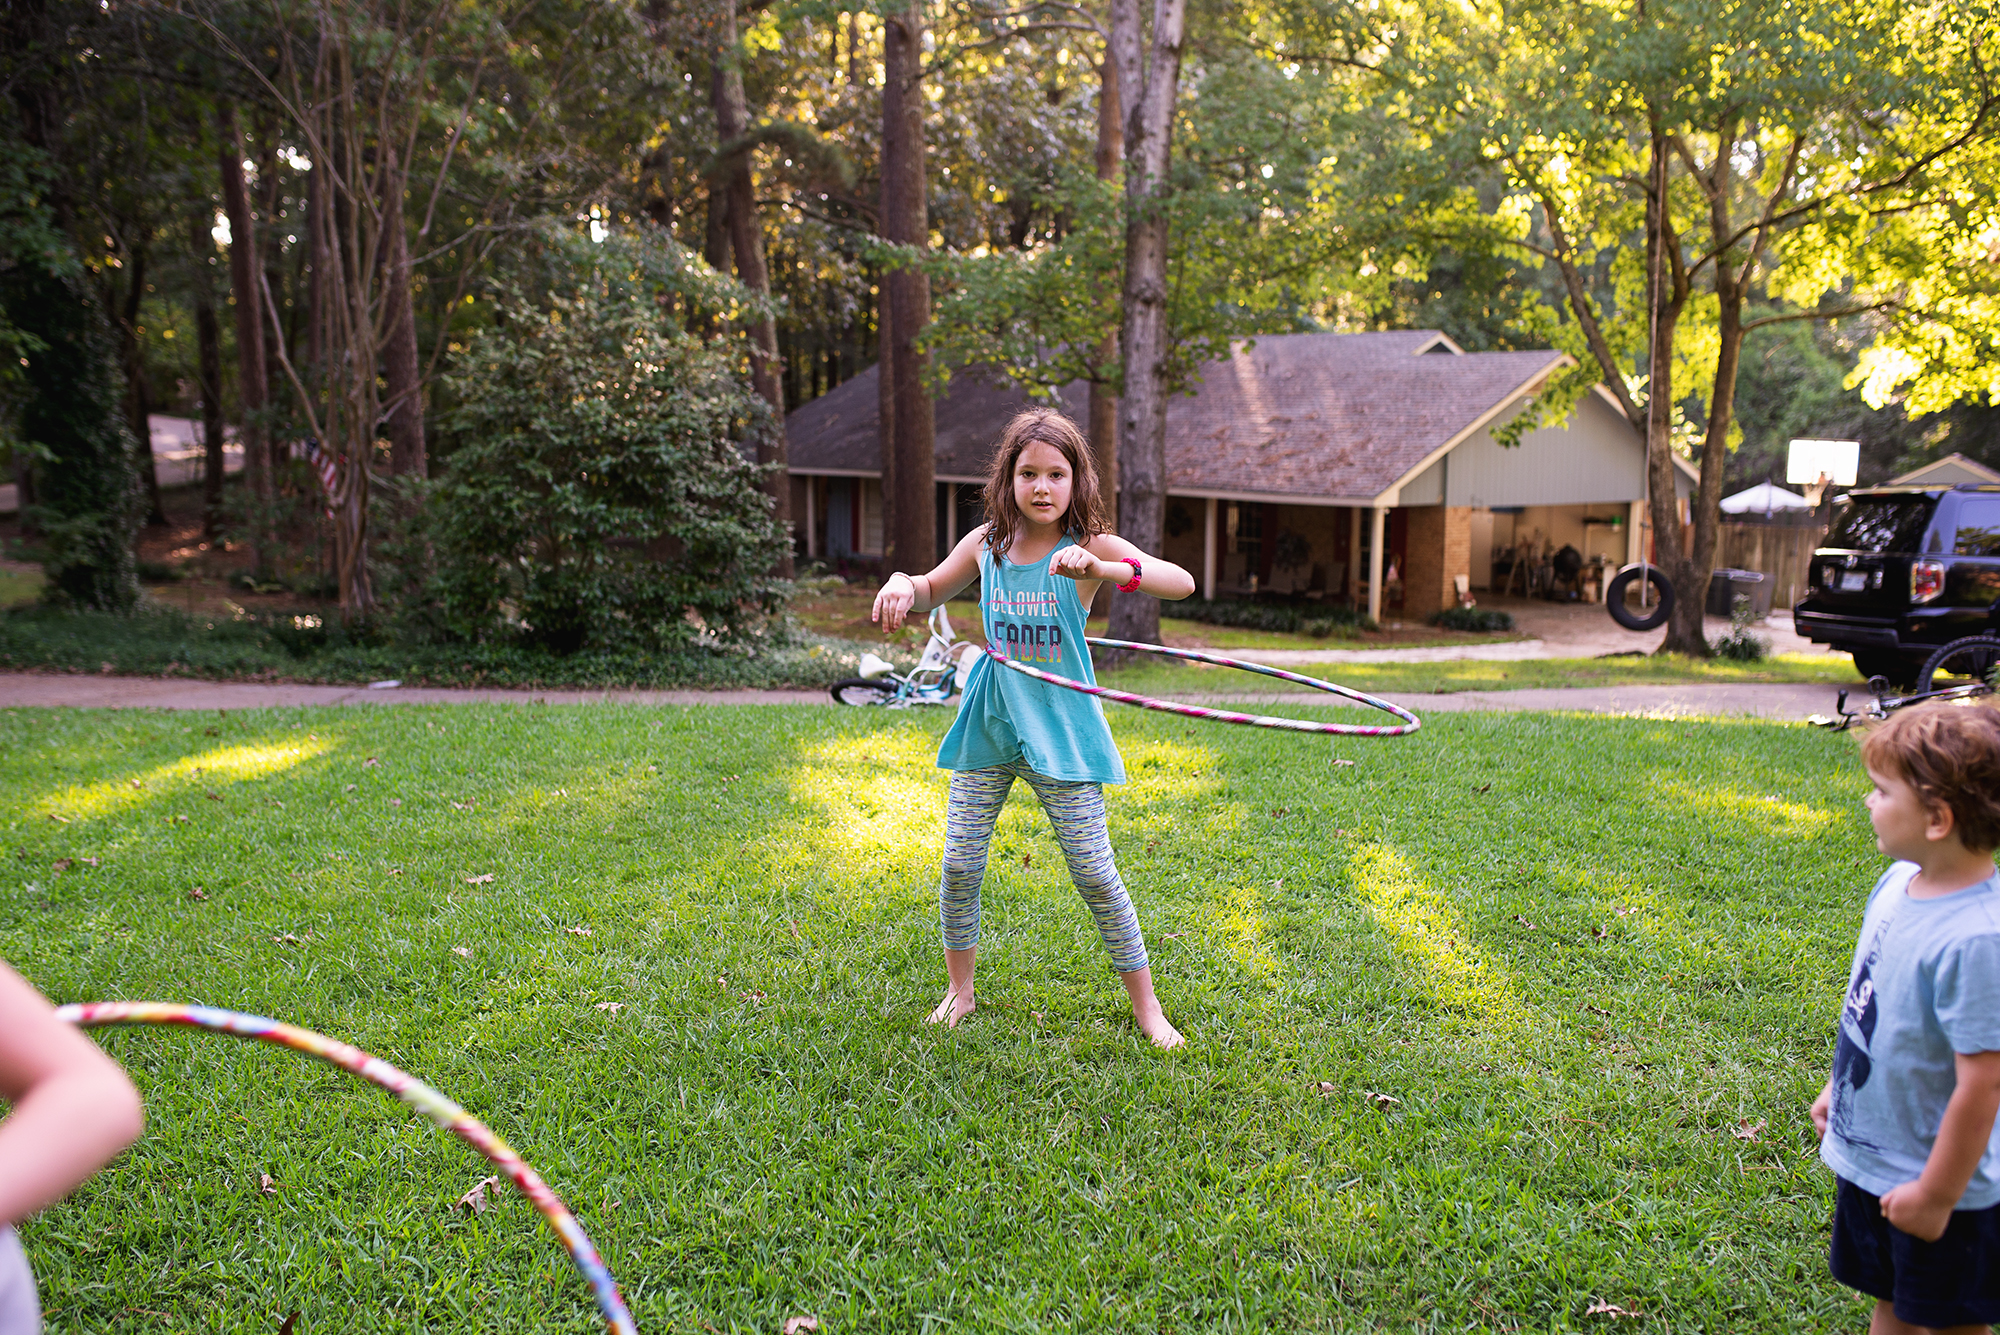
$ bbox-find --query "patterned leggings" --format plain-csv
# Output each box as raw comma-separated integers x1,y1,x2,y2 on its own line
939,761,1150,974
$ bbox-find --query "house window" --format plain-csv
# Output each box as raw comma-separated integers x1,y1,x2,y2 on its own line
860,478,884,555
1233,502,1263,566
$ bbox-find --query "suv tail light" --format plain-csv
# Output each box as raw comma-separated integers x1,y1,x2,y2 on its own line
1913,559,1946,603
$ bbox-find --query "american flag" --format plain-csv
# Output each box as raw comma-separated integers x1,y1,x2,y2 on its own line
291,438,339,516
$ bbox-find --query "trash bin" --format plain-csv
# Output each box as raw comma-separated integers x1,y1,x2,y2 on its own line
1706,568,1772,618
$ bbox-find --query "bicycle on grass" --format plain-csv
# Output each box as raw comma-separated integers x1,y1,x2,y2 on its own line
828,605,976,707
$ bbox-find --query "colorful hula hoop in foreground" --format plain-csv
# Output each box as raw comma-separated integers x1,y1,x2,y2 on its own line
56,1001,636,1335
985,638,1421,737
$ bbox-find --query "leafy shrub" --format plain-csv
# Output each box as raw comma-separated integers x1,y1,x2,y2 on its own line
1430,605,1514,632
1168,597,1376,637
0,603,863,690
414,227,787,654
1711,594,1770,661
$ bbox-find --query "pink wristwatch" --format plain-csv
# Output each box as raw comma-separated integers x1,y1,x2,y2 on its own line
1116,558,1142,593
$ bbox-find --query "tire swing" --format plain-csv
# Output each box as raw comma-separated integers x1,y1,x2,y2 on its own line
1605,564,1674,632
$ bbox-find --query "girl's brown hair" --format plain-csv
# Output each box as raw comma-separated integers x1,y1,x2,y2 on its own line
980,407,1109,555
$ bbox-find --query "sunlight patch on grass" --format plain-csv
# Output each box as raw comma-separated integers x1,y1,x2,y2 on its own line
1656,780,1837,838
30,736,333,822
1117,736,1221,809
1351,844,1522,1030
775,728,949,892
1213,881,1281,979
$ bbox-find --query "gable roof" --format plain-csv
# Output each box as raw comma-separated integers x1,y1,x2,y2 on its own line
1890,452,2000,488
787,330,1573,502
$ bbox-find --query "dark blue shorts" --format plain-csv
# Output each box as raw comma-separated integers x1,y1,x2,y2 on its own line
1832,1176,2000,1328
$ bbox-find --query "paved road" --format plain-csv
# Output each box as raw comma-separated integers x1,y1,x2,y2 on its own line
0,672,1850,722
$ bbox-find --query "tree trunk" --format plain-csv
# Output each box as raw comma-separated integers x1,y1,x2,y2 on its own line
193,234,227,539
1640,127,1705,656
380,149,426,479
1089,49,1123,620
306,157,325,377
119,245,168,527
711,16,792,575
1106,0,1186,648
217,103,272,568
1090,48,1121,526
879,0,934,575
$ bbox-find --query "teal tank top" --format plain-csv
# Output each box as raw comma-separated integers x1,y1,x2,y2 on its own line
936,538,1126,785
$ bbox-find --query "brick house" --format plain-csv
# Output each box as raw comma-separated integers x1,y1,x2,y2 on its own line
786,330,1693,621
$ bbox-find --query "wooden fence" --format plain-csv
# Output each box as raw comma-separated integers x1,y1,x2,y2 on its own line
1717,522,1825,610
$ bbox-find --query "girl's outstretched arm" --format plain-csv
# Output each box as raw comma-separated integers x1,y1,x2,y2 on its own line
1051,533,1196,601
873,525,989,633
0,960,144,1225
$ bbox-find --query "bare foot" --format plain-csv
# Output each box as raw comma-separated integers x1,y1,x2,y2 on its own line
926,987,976,1027
1133,1002,1184,1050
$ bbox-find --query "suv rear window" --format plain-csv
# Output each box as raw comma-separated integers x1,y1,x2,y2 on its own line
1827,495,1936,553
1954,497,2000,556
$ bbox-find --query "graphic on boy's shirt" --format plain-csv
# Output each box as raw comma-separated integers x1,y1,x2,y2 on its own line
985,588,1067,667
1831,918,1888,1150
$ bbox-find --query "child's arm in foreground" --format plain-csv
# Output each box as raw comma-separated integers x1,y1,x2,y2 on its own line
1880,1049,2000,1242
1056,533,1196,600
0,961,144,1224
873,526,988,633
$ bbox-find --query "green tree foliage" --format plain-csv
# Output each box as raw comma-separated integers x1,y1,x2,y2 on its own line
0,264,142,609
419,228,786,654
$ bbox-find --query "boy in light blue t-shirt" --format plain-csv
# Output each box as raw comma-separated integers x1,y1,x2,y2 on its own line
1815,703,2000,1335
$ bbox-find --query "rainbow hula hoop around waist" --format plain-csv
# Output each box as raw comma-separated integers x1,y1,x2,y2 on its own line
984,639,1421,737
57,1001,636,1335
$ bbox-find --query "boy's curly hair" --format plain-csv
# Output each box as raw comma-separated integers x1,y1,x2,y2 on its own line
1861,702,2000,853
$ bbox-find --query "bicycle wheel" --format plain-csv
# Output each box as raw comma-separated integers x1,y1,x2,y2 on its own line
829,677,896,706
1917,635,2000,694
1605,565,1674,631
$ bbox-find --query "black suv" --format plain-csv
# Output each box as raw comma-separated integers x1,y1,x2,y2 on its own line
1794,484,2000,685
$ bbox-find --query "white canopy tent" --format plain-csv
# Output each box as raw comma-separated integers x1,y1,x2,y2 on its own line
1721,481,1813,516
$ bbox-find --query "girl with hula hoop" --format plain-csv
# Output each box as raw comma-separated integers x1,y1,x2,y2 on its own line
872,408,1196,1049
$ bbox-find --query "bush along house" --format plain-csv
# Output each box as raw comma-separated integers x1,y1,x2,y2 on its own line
785,330,1695,622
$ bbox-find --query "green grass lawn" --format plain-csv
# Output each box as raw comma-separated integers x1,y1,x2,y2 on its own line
0,565,43,609
0,702,1877,1331
1098,650,1858,699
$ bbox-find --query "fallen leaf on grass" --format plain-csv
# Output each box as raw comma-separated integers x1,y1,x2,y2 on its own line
1163,933,1188,940
1585,1301,1641,1318
451,946,471,958
363,757,380,768
47,813,69,824
564,926,593,937
451,799,478,811
128,778,141,790
387,867,403,876
208,791,224,802
51,858,72,875
188,887,208,902
594,1002,624,1015
80,856,100,867
1364,1091,1401,1110
1591,926,1608,939
739,991,766,1003
1332,758,1356,768
1732,1119,1767,1143
271,933,304,945
454,1175,504,1214
464,874,495,885
1513,915,1538,929
388,798,402,808
169,814,189,825
1315,1081,1338,1096
783,1318,820,1335
1472,781,1493,794
259,1174,279,1195
344,784,357,793
1021,853,1032,868
278,1311,298,1335
1613,906,1635,917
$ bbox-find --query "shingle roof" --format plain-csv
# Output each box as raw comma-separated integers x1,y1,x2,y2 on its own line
786,331,1568,501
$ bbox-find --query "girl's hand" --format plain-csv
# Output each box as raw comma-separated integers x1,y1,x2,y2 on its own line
1880,1179,1954,1242
1049,546,1114,583
873,573,918,633
1810,1081,1832,1139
